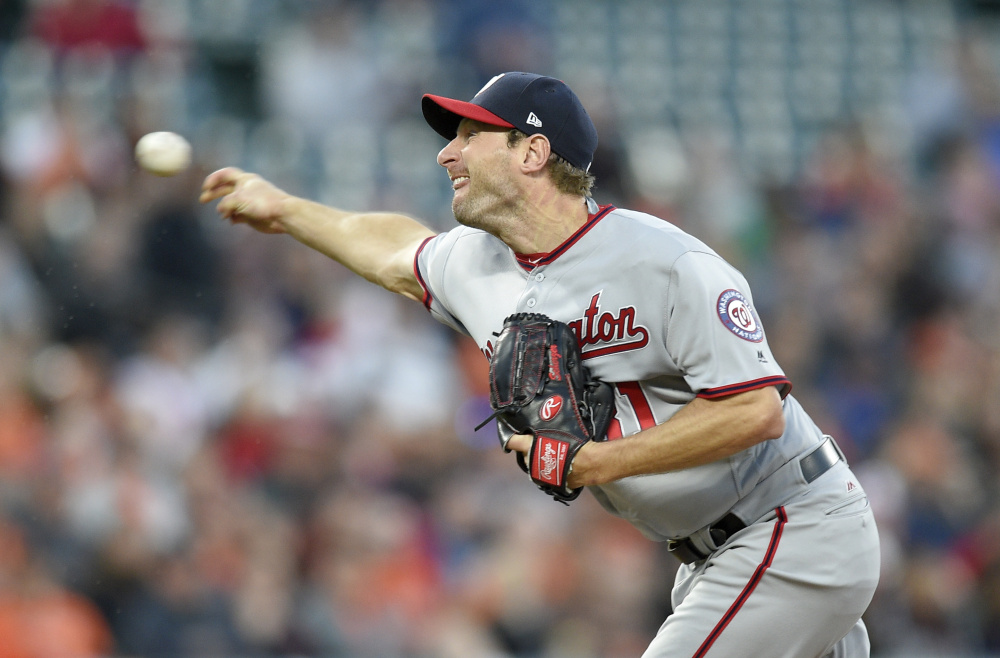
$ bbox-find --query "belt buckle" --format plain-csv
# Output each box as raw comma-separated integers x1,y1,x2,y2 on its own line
667,537,707,564
668,512,747,565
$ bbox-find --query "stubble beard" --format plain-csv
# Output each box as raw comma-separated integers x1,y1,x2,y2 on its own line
451,155,522,237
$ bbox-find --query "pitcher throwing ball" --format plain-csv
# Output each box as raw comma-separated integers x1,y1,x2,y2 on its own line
201,72,880,657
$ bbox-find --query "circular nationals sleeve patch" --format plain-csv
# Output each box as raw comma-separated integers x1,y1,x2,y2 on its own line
717,289,764,342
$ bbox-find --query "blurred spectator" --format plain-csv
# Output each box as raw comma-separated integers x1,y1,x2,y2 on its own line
435,0,553,83
27,0,145,57
2,1,1000,656
259,2,388,142
0,518,113,658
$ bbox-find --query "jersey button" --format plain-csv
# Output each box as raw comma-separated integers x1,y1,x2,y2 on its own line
526,298,536,307
534,273,544,282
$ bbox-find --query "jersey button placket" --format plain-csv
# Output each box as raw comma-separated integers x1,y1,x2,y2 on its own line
521,269,544,311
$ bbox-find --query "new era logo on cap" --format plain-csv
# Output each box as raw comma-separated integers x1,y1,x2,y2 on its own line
421,72,598,171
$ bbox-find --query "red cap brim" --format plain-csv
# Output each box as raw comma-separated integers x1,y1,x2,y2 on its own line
422,94,515,140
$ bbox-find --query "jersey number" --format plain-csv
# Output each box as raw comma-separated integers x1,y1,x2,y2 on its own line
606,381,655,440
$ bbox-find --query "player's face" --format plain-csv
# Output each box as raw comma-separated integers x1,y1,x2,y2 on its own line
438,120,523,233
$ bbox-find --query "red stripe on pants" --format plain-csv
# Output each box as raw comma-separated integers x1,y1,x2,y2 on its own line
692,506,788,658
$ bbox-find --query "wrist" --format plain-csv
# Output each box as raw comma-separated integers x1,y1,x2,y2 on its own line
273,193,318,237
574,440,608,487
276,193,301,228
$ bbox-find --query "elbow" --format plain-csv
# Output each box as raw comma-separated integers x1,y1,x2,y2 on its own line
376,234,434,300
740,386,785,447
761,404,785,442
373,249,423,299
379,265,425,301
757,390,786,442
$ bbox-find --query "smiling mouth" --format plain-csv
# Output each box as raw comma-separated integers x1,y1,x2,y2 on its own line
451,176,469,190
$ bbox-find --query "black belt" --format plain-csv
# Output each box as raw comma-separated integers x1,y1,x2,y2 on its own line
667,437,844,564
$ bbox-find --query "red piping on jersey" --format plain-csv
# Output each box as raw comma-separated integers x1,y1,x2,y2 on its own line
616,381,656,430
413,235,437,311
514,204,615,270
697,376,792,400
692,506,788,658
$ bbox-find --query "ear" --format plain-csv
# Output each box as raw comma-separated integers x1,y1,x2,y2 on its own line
520,134,551,174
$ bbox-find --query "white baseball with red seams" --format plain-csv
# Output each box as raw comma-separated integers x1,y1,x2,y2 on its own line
135,131,192,177
414,197,881,656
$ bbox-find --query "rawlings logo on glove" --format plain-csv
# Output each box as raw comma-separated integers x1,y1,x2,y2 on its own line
477,313,616,503
536,437,567,484
540,396,562,420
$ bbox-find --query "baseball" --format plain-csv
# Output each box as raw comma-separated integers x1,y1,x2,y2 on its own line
135,131,192,176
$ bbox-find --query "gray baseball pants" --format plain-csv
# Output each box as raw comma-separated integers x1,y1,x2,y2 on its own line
642,461,881,657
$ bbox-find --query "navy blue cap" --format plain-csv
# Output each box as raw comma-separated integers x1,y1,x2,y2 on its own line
422,72,598,172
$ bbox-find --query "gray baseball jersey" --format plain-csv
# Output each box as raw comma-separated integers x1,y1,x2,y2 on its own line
414,201,880,656
415,201,824,540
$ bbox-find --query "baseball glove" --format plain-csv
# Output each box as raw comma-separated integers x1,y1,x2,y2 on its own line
480,313,616,503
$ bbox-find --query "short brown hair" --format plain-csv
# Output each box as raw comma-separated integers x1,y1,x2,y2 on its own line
507,129,595,197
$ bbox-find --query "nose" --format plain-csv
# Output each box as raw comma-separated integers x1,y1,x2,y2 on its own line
437,137,460,168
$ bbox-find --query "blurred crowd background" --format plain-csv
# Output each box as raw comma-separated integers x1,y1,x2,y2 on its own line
1,0,1000,656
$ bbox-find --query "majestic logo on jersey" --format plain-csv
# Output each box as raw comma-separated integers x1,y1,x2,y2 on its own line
534,436,566,485
540,395,563,421
717,289,764,342
568,292,650,359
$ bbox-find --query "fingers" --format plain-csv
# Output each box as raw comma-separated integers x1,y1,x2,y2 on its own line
506,433,532,455
199,168,288,235
215,191,247,222
199,166,246,204
199,166,255,221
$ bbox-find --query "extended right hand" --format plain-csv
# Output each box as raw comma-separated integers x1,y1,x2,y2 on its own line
199,167,290,234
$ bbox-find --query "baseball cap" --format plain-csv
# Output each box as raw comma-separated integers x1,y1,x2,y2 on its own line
422,72,598,171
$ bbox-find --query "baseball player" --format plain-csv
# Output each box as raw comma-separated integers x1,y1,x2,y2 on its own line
201,72,881,657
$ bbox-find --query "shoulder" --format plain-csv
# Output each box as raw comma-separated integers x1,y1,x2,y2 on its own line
422,225,507,255
600,206,721,265
418,225,515,275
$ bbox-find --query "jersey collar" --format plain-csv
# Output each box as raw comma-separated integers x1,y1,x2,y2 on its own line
514,203,615,271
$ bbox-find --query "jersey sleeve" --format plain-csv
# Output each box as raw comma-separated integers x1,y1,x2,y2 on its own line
664,250,791,399
413,229,470,335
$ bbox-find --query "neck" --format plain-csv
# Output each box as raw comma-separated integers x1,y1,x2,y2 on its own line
501,192,590,255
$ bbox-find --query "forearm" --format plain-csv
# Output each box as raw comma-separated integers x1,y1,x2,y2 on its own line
201,168,436,301
280,196,434,299
573,386,785,487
